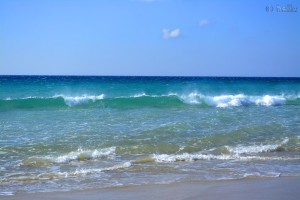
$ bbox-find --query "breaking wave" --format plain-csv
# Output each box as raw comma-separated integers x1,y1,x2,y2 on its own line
54,94,105,106
5,138,300,186
1,161,132,184
21,147,116,167
178,93,293,107
54,147,115,163
136,138,300,163
149,153,299,163
0,94,105,109
72,162,132,175
1,93,299,109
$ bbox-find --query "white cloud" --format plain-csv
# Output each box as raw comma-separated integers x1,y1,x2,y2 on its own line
199,19,209,27
162,28,180,39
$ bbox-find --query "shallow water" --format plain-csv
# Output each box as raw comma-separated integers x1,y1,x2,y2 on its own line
1,76,300,194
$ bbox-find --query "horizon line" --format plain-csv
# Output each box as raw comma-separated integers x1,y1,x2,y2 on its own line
1,75,300,78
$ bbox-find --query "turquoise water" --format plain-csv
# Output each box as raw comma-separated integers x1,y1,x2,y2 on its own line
1,76,300,195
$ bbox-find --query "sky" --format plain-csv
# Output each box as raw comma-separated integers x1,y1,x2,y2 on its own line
0,0,299,77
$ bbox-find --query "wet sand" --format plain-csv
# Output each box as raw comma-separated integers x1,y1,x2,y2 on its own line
3,177,300,200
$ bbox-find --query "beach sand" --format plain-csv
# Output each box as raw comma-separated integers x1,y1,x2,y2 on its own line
3,177,300,200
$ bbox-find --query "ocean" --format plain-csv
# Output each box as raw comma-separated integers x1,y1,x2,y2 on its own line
0,76,300,195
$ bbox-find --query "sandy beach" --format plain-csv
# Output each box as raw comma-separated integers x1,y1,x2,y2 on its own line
3,177,300,200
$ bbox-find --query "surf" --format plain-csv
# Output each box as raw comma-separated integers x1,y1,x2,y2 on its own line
1,93,299,109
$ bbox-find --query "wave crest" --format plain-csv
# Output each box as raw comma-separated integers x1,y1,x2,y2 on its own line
147,138,299,163
54,147,115,163
1,93,299,109
55,94,105,106
72,162,131,175
179,93,290,107
21,147,116,167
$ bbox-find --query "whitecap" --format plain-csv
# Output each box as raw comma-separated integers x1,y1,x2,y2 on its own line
243,172,281,178
0,192,14,196
131,93,148,98
179,92,203,104
54,147,116,163
253,95,285,106
54,94,105,106
72,161,131,175
178,92,288,107
150,139,299,163
226,138,289,154
151,152,299,163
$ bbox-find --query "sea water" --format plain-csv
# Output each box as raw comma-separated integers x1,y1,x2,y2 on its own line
0,76,300,195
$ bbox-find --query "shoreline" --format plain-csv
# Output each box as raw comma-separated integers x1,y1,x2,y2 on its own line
3,177,300,200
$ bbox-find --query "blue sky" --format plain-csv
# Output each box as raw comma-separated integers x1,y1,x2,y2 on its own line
0,0,299,76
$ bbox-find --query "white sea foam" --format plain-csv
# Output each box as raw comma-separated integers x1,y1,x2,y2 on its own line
208,94,287,107
124,92,293,108
21,147,116,167
0,192,14,196
253,95,285,106
3,94,105,103
63,94,105,106
54,94,105,106
5,161,131,183
2,93,297,108
243,172,281,178
130,93,176,98
152,153,236,162
208,94,249,107
227,138,289,154
54,147,116,163
73,162,131,175
178,92,288,107
131,93,148,98
4,96,44,100
151,139,296,163
151,152,299,163
179,92,203,104
227,144,279,154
